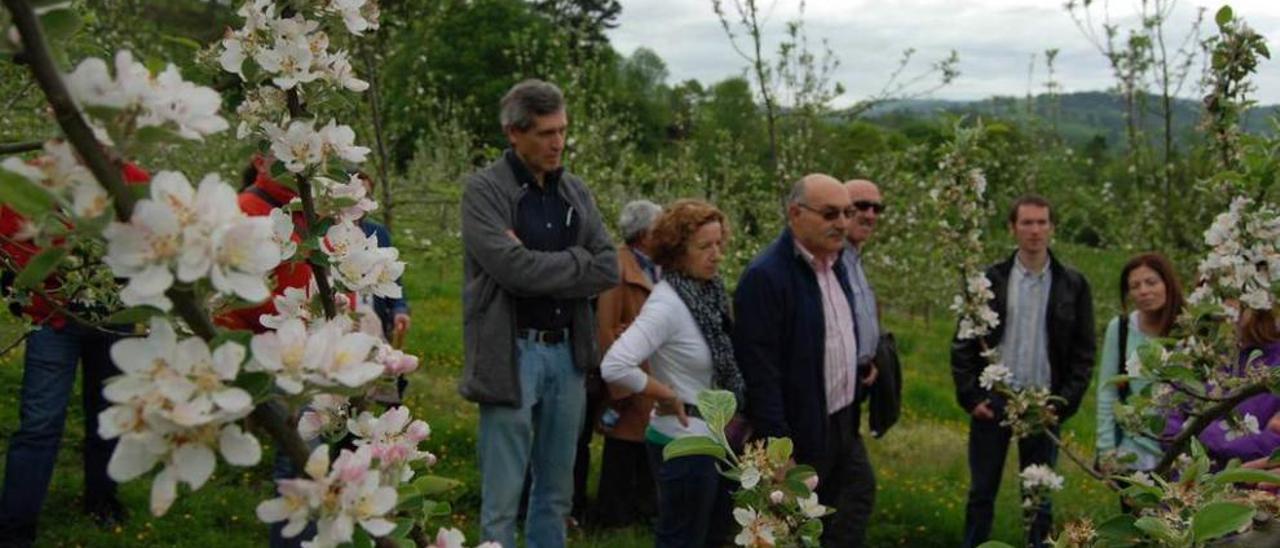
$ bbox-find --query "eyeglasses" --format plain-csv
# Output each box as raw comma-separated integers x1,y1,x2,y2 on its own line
853,200,886,214
797,203,857,221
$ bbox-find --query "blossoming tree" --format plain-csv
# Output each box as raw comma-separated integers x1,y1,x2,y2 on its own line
935,122,1280,546
1,1,487,545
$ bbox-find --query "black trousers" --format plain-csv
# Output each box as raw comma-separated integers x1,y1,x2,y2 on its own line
809,404,876,548
594,437,655,527
963,418,1058,548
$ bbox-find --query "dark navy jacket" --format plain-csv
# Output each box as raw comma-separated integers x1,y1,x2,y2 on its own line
733,228,859,464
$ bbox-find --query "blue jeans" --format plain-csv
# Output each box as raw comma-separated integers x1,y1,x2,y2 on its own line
0,323,122,544
645,442,732,548
479,338,584,548
963,418,1059,548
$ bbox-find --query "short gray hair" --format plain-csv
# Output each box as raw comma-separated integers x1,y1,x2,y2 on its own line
786,177,808,205
618,200,662,243
500,79,565,131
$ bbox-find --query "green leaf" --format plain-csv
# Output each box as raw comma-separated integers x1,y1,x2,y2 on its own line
1191,501,1254,542
662,435,727,461
1134,516,1178,543
411,475,461,496
14,246,67,289
395,491,423,511
1215,5,1233,28
0,169,57,217
695,389,736,434
38,8,82,43
232,372,273,400
766,437,793,464
1210,468,1280,486
1094,514,1142,542
351,527,373,548
389,518,414,539
976,542,1017,548
103,306,161,325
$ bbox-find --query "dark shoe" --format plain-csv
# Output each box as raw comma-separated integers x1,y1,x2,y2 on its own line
85,498,128,529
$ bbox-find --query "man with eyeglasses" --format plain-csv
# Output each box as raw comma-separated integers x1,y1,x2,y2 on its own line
734,174,875,547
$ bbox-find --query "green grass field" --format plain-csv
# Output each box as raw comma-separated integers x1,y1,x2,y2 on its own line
0,243,1131,546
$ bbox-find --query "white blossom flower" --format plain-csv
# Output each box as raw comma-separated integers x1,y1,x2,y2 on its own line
260,286,312,330
99,318,261,516
318,120,370,164
265,120,325,173
258,445,397,547
978,364,1011,391
323,50,369,92
732,507,775,547
102,196,183,310
1222,413,1261,441
328,0,380,35
298,393,350,441
796,492,827,519
66,51,228,141
739,465,761,490
1019,464,1064,492
347,406,433,482
256,36,322,90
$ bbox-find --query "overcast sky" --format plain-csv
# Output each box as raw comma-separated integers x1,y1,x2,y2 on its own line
606,0,1280,106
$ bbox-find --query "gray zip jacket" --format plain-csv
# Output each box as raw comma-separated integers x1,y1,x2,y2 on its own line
458,154,619,407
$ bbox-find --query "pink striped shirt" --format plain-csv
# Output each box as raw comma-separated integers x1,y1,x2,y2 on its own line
795,239,858,414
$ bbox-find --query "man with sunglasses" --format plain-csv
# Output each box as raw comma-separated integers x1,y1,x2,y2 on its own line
735,174,875,547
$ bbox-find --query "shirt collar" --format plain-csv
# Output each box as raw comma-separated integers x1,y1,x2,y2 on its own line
1014,253,1049,278
793,236,836,271
505,148,563,191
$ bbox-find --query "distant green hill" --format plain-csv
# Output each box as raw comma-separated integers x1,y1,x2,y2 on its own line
862,91,1278,149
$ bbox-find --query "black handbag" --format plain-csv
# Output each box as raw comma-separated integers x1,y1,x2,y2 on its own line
868,332,903,438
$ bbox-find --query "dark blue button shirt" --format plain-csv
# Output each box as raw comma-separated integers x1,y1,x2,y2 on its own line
507,149,577,331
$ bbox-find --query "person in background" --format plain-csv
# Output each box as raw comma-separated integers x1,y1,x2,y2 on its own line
735,174,875,547
1163,303,1280,469
601,199,741,548
1095,253,1184,477
0,160,150,546
951,194,1096,548
588,199,662,528
459,79,619,548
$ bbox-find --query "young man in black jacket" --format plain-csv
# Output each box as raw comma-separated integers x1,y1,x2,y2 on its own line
951,195,1095,548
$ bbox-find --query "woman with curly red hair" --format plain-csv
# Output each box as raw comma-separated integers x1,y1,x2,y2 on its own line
600,199,744,547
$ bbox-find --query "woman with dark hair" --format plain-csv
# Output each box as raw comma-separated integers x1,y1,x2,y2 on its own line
1095,252,1185,472
600,199,742,548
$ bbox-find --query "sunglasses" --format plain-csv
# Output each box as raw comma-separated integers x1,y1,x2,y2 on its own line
797,203,857,221
853,200,886,214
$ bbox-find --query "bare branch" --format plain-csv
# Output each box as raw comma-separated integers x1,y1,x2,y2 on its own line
0,140,43,155
1154,382,1271,476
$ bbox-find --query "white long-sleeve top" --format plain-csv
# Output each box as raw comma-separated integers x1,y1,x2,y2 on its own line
600,281,714,440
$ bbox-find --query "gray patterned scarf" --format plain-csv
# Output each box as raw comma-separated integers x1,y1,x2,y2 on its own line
664,271,746,409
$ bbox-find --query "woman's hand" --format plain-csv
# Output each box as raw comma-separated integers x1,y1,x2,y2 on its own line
645,378,689,428
655,396,689,428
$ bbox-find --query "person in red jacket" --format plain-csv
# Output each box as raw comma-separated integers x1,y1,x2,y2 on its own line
216,154,315,334
0,162,149,545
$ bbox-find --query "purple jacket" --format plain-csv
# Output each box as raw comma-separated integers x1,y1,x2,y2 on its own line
1163,342,1280,463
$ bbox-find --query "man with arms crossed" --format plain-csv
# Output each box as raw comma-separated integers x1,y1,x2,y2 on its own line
459,79,619,548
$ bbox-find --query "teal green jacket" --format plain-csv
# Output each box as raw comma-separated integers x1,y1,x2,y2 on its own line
1095,313,1162,469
